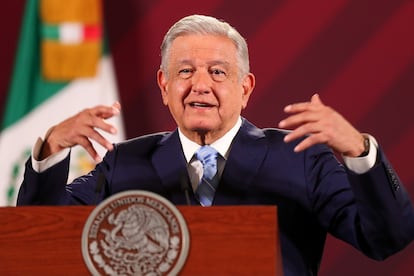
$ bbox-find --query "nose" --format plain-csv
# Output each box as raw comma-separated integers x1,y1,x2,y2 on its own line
191,70,212,94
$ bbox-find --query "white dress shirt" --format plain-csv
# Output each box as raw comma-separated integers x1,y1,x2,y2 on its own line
179,117,242,191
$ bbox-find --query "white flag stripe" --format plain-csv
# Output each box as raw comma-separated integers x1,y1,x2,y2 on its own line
0,56,125,206
60,22,83,44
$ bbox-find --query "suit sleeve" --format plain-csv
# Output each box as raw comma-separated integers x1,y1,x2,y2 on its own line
17,148,113,205
309,145,414,260
17,154,72,205
345,148,414,259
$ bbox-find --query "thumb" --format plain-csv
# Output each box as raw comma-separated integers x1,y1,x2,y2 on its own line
112,101,121,112
311,93,323,105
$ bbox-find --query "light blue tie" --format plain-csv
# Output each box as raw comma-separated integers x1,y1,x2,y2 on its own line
195,145,219,207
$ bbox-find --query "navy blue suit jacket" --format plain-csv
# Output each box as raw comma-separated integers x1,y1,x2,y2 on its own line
18,118,414,275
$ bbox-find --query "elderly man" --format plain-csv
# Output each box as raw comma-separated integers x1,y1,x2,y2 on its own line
18,15,414,275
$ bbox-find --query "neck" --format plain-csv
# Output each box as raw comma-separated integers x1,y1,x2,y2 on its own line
189,130,221,145
179,117,242,146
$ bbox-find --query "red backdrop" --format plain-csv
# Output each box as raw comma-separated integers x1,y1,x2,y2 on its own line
1,1,413,275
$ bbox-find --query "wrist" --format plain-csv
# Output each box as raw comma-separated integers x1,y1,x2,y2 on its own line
39,126,62,160
358,135,370,157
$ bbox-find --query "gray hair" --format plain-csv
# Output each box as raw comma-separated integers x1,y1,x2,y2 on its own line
160,14,250,78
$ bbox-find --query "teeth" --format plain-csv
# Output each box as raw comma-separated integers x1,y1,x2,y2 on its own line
191,102,209,107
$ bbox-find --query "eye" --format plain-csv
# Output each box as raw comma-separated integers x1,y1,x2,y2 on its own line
210,68,227,81
178,68,193,79
211,69,225,75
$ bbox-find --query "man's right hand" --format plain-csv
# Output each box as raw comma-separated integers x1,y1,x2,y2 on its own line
39,102,121,162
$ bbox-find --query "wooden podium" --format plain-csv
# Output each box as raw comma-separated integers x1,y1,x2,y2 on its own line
0,206,282,275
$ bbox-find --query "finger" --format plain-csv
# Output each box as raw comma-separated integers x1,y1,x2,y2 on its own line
283,93,323,114
80,126,114,151
74,129,113,161
76,136,102,162
283,121,323,142
283,101,311,114
90,104,121,120
90,115,118,135
279,111,320,129
112,101,121,111
310,93,323,104
79,108,118,135
292,133,328,153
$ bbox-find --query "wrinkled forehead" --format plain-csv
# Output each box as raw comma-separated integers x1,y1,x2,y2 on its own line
168,34,238,63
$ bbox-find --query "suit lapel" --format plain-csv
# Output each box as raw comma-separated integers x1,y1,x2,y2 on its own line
215,119,268,203
151,130,190,204
150,120,268,205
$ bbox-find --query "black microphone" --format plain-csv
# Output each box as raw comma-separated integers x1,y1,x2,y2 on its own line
180,173,191,206
93,172,106,205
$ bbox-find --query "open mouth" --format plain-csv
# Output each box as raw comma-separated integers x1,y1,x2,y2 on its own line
190,102,214,108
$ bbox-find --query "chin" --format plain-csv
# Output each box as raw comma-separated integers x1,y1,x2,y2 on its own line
190,125,214,133
185,117,216,129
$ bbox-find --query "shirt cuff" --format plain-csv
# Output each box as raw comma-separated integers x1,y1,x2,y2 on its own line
342,134,378,174
31,137,70,173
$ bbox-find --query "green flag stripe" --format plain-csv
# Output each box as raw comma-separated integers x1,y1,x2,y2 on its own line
41,24,59,40
1,0,68,131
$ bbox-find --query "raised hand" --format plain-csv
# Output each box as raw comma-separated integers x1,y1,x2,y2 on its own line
278,94,365,157
39,102,121,162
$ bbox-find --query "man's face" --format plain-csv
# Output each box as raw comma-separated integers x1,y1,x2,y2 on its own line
157,34,255,144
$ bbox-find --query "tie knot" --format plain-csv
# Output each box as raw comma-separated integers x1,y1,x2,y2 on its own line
196,145,218,179
196,145,218,166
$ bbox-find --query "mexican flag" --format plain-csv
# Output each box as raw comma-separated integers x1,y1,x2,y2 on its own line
0,0,125,206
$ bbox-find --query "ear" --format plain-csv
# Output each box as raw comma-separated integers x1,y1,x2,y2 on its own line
241,73,255,109
157,69,169,106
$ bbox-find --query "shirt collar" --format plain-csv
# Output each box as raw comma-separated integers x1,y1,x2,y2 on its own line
179,117,242,163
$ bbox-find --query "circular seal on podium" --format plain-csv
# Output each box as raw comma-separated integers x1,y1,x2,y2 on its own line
81,190,190,275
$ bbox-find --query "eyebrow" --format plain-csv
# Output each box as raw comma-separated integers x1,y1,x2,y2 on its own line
207,60,230,68
176,59,230,67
